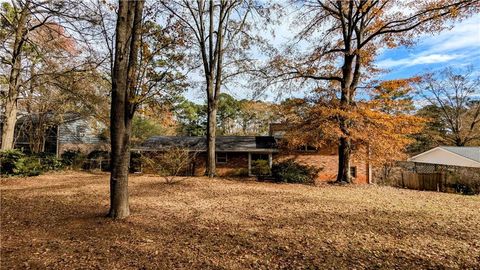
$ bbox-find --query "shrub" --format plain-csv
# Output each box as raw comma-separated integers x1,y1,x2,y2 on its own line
271,159,321,184
35,152,64,171
446,171,480,195
142,147,195,183
0,149,25,175
61,150,82,167
130,152,142,173
84,150,109,171
86,150,109,160
14,156,42,176
251,159,271,176
1,150,67,177
232,168,249,177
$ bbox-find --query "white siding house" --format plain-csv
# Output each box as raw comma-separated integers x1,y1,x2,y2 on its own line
408,147,480,168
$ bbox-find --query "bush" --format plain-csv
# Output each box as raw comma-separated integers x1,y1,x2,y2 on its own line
142,148,195,183
86,150,109,160
0,149,25,175
14,156,42,176
35,152,64,171
61,150,86,169
232,168,249,177
251,159,271,176
130,152,142,173
1,150,68,177
271,159,320,184
84,150,110,171
446,171,480,195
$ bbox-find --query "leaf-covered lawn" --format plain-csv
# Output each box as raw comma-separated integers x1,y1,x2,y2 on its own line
1,171,479,269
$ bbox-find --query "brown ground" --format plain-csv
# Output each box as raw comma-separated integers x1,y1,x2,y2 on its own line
1,171,479,269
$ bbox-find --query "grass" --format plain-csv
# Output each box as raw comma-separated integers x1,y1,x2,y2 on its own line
1,171,479,269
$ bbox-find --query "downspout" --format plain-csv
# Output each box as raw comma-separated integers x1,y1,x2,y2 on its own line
56,125,60,158
367,144,372,184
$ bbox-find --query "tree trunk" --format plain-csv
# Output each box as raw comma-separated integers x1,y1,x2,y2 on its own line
206,99,217,178
108,117,132,218
336,136,351,183
108,0,144,219
336,53,354,183
1,3,30,150
1,99,17,150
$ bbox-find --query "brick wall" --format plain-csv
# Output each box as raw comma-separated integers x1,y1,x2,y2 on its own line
156,148,369,184
193,152,249,177
274,149,368,184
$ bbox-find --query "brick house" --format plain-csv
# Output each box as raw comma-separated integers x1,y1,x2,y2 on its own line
270,123,370,184
137,126,370,184
136,136,278,177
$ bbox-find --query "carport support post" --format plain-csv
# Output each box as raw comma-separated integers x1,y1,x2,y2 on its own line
248,152,251,176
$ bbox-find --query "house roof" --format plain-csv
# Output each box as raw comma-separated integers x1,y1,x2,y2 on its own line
408,146,480,168
440,146,480,162
135,136,279,153
16,112,83,125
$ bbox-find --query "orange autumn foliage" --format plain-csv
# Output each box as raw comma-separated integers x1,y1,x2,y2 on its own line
281,79,425,166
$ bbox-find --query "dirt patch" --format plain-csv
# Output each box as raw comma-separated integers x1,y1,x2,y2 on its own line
1,171,479,269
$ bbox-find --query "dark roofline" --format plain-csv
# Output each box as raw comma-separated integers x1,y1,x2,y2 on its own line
135,135,279,153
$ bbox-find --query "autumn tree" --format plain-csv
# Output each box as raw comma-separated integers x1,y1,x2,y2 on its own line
161,0,264,177
417,67,480,146
0,0,55,149
282,79,425,179
108,0,145,219
237,99,278,135
0,0,103,150
266,0,479,183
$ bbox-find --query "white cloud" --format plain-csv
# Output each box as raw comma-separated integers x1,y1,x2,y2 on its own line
421,15,480,54
376,14,480,69
377,53,464,68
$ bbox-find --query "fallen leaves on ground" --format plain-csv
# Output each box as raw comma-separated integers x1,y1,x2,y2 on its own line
1,171,479,269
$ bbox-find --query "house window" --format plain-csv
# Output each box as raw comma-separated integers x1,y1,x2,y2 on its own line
76,126,86,137
216,153,227,164
350,166,357,178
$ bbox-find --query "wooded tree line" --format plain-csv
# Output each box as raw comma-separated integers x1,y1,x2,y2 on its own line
1,0,478,218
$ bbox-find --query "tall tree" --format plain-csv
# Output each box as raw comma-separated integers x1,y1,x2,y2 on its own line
161,0,260,177
281,79,425,174
174,98,207,136
108,0,144,219
417,67,480,146
267,0,479,183
0,0,98,150
1,0,33,149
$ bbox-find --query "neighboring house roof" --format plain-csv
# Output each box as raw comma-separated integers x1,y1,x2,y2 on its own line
136,136,278,153
408,146,480,168
16,112,83,125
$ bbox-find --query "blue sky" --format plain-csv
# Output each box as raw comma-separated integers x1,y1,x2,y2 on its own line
376,14,480,81
185,12,480,103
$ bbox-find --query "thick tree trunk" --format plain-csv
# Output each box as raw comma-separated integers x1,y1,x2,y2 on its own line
336,136,351,183
108,0,144,219
206,99,217,178
108,115,132,218
108,1,131,218
336,53,356,183
1,3,29,150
